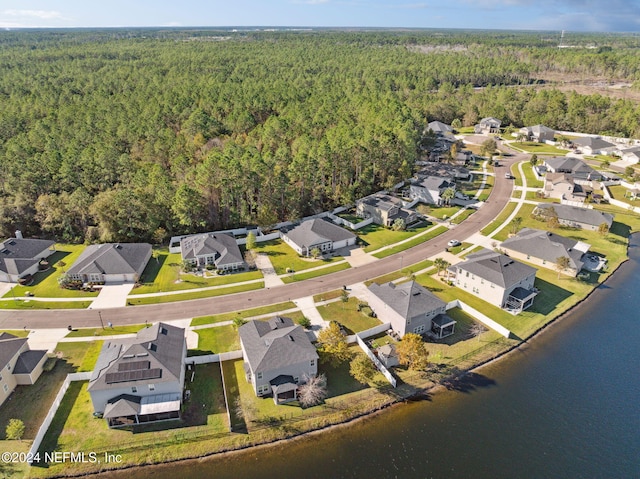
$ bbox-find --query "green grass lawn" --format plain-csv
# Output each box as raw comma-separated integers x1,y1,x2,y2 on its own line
522,163,544,188
607,185,640,207
373,226,447,259
316,297,382,334
358,222,431,252
426,206,461,220
337,211,361,223
254,239,343,275
480,201,518,236
0,329,29,337
281,262,351,284
459,176,488,198
127,281,264,305
525,191,554,202
192,324,240,354
509,142,569,155
448,242,473,255
191,301,298,327
65,324,146,338
0,299,92,309
451,208,476,225
511,162,523,187
313,289,345,303
131,250,263,294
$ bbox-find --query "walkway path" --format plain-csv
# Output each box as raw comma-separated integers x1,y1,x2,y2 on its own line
293,296,329,335
254,253,285,288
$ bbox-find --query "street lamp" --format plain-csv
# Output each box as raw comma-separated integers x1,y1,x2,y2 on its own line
98,311,105,330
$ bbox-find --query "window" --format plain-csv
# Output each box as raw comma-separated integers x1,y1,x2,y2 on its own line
413,325,426,334
294,377,299,384
465,271,469,278
131,387,137,393
310,359,315,367
257,372,263,380
0,373,3,382
148,384,155,391
257,385,269,395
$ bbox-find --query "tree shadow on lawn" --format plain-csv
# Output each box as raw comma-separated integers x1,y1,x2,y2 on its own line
530,278,573,316
610,221,631,238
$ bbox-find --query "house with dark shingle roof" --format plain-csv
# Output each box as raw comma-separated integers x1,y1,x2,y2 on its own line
474,117,501,135
367,281,455,339
501,228,590,277
88,323,186,428
519,125,555,143
239,317,318,404
533,203,614,231
0,237,55,283
281,218,357,256
543,157,605,182
448,249,538,313
67,243,151,284
180,233,245,271
0,333,48,407
356,193,418,227
572,136,616,155
409,176,456,206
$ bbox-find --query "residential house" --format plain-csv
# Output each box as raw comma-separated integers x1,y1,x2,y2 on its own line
572,137,616,155
281,218,357,256
543,157,605,182
426,121,456,141
533,203,614,231
180,233,245,272
409,176,456,206
519,125,555,143
367,281,455,339
474,117,501,135
448,248,538,313
0,333,48,407
501,228,590,277
239,317,318,404
544,173,587,205
88,323,186,428
0,237,55,283
619,146,640,164
417,163,471,181
67,243,152,284
356,193,418,227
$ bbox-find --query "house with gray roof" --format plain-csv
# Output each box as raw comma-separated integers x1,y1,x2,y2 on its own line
544,173,587,205
572,136,616,155
367,281,454,339
409,176,456,206
620,146,640,164
417,163,471,181
501,228,590,277
543,157,605,182
356,193,418,227
427,121,454,135
239,317,319,404
0,333,48,407
281,218,356,256
448,249,538,313
67,243,151,284
519,125,555,143
474,117,501,135
0,237,55,283
180,233,245,272
533,203,614,231
88,322,186,428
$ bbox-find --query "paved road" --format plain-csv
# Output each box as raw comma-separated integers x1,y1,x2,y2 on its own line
0,151,527,329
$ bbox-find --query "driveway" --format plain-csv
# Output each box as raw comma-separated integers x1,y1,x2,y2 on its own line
339,246,378,268
89,283,135,309
254,253,285,288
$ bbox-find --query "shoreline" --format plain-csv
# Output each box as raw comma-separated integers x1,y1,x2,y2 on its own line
61,252,632,479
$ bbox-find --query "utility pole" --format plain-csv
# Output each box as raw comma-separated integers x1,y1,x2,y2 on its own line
98,311,105,330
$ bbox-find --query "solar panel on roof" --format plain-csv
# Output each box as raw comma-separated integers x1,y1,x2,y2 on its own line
118,360,150,372
104,368,162,384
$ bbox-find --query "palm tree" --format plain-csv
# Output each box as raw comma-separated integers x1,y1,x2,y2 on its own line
441,187,456,205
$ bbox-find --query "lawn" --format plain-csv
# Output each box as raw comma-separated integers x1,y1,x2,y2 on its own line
451,208,476,224
336,211,361,223
425,206,461,220
0,329,30,337
509,142,569,155
281,262,351,284
5,244,98,299
358,222,431,252
459,176,489,198
316,297,382,334
191,301,298,327
480,201,518,236
192,324,240,354
448,242,473,255
313,289,345,303
525,191,554,202
522,163,544,188
254,239,343,275
0,299,92,309
373,226,447,259
131,250,263,294
127,281,264,305
65,324,146,338
607,185,640,207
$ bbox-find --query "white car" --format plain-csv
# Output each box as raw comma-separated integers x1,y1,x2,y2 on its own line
447,239,461,247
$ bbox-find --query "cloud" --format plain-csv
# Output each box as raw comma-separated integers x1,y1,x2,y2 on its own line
2,9,64,20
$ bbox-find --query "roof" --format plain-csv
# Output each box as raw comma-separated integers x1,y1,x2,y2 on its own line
534,203,614,228
378,343,397,358
413,176,455,191
13,350,47,374
239,317,318,374
456,248,537,288
521,124,555,135
501,228,590,271
358,193,404,212
283,218,356,249
572,137,614,150
88,322,185,392
0,238,54,276
67,243,151,277
180,233,244,267
0,334,27,369
417,163,470,179
427,121,453,134
479,117,501,126
543,157,602,180
103,394,142,418
368,281,446,320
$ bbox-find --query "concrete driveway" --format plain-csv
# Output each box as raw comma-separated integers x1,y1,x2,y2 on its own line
89,283,135,309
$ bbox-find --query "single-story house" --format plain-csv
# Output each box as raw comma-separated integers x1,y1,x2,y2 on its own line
519,125,555,143
572,137,616,155
619,146,640,164
474,117,501,135
88,323,186,428
239,317,318,404
356,193,418,227
0,333,48,407
67,243,152,284
417,163,471,181
0,237,55,283
367,281,455,339
447,248,538,313
533,203,614,231
180,233,245,271
281,218,357,256
501,228,591,277
543,157,605,182
409,176,456,206
544,173,587,205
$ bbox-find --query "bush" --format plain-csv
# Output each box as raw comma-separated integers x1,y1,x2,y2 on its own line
297,316,312,328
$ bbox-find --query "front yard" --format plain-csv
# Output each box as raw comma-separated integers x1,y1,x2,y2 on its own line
316,296,382,334
508,141,569,155
254,239,343,275
358,222,432,252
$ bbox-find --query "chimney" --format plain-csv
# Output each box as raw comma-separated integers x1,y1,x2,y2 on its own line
15,230,23,239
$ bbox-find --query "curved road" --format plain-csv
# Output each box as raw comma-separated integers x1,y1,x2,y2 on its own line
1,149,526,329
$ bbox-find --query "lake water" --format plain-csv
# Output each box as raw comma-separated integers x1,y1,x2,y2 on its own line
110,237,640,479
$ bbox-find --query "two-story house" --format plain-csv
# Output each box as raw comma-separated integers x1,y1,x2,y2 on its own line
474,117,501,135
0,333,48,407
519,124,555,143
409,176,456,206
356,193,417,227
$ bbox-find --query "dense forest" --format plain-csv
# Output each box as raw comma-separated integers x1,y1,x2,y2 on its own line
2,29,640,243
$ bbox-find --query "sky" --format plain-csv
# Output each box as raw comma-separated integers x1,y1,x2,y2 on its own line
0,0,639,32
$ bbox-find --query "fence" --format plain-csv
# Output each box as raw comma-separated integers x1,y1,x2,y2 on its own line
345,322,391,344
602,185,640,214
355,334,397,387
446,300,512,338
28,371,92,464
327,213,373,231
186,350,243,365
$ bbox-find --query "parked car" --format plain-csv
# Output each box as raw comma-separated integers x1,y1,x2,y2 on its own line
505,173,514,179
447,239,461,247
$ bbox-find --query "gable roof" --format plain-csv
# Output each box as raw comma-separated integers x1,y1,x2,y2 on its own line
239,317,318,374
88,322,185,392
283,218,356,249
572,137,614,150
358,193,404,212
13,350,47,374
0,334,27,369
534,203,614,228
456,248,537,288
368,281,446,320
67,243,151,277
501,228,589,271
522,124,555,135
427,121,453,134
413,176,455,191
479,117,501,126
543,157,602,180
0,238,54,276
417,163,470,179
180,233,244,267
